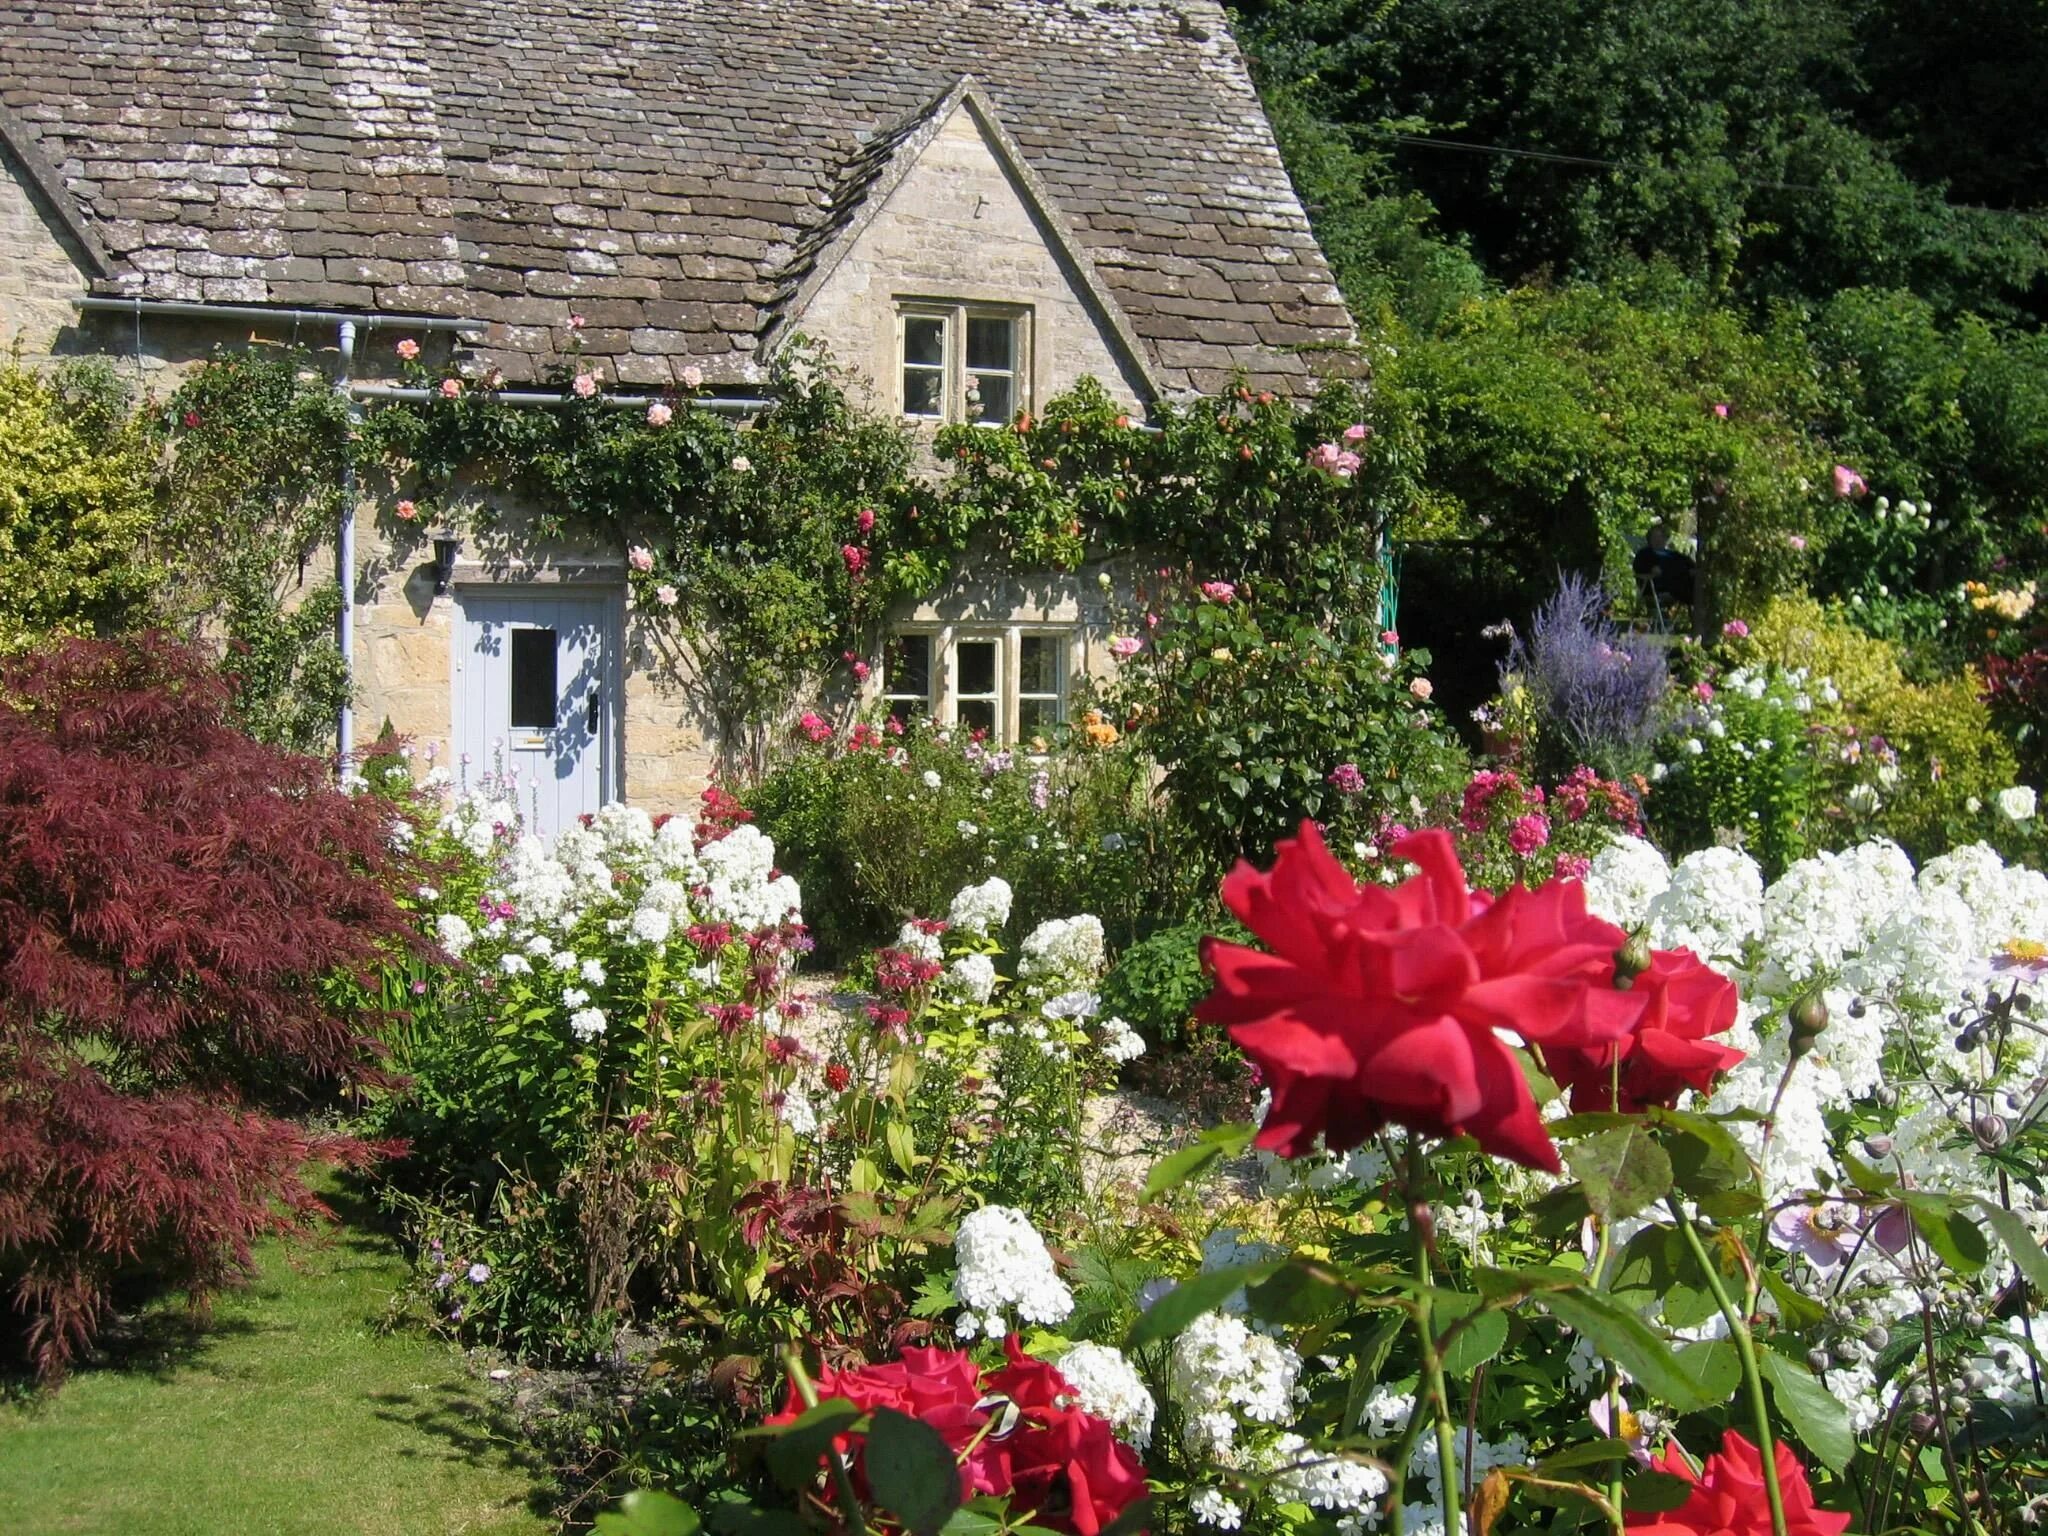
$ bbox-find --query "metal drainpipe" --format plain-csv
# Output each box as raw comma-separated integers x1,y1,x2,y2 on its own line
336,318,357,776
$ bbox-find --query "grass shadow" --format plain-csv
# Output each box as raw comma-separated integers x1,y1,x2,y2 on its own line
369,1380,561,1522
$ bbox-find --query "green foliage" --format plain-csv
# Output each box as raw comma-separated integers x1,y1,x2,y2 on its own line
157,349,354,750
0,360,158,653
745,719,1166,965
1861,670,2019,858
1098,921,1218,1051
1372,279,1827,622
1104,577,1469,874
1236,0,2048,319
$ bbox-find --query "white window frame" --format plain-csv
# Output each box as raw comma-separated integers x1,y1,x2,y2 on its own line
881,629,938,724
895,300,1032,426
877,623,1076,743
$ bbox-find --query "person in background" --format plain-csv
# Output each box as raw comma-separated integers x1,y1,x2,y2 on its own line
1633,521,1695,607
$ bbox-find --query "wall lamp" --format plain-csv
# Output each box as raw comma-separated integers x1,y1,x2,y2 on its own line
431,532,463,595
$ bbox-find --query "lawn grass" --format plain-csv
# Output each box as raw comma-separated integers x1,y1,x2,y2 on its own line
0,1177,558,1536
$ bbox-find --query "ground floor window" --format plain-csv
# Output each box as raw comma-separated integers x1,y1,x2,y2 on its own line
878,625,1075,742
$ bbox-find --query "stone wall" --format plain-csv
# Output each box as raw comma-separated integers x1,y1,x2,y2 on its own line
0,147,89,363
793,99,1151,419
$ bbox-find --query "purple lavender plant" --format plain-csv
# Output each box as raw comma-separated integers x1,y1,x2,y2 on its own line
1504,573,1668,775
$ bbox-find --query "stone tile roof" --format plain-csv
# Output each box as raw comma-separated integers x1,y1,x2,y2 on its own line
0,0,1360,398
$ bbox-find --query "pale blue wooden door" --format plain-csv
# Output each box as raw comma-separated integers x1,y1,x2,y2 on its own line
455,589,617,837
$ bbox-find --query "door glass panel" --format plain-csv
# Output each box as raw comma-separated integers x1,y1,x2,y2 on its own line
967,316,1013,370
956,640,996,697
509,627,558,728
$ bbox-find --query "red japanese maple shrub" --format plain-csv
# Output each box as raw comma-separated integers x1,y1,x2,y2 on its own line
0,635,422,1378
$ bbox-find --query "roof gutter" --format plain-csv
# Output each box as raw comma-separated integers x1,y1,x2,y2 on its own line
347,382,772,414
75,294,488,333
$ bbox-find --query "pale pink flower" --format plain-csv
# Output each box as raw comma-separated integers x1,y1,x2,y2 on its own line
395,499,418,521
1722,619,1751,639
1409,676,1434,701
731,455,751,474
1327,762,1365,794
1307,441,1362,477
1712,402,1729,419
646,401,672,427
1108,635,1143,661
1380,629,1400,646
1833,464,1868,499
679,365,703,390
1342,422,1370,443
655,584,678,606
567,313,586,331
572,372,598,398
1695,681,1716,701
1786,533,1807,551
628,545,654,573
438,378,463,399
395,338,420,361
1200,580,1236,603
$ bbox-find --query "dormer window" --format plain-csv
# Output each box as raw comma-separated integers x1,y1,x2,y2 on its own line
898,302,1030,425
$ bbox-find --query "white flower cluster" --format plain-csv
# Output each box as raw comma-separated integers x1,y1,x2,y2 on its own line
1018,914,1107,988
895,921,945,964
945,952,998,1004
697,824,802,930
1098,1015,1147,1063
948,876,1014,935
1268,1435,1391,1536
953,1204,1073,1338
1055,1342,1155,1448
1167,1311,1304,1458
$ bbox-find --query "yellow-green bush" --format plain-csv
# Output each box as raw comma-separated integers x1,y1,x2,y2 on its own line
1739,594,1903,712
1733,596,2015,856
1866,670,2018,856
0,362,158,653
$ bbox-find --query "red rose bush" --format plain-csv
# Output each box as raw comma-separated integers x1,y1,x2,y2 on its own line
765,1338,1148,1536
1197,822,1740,1171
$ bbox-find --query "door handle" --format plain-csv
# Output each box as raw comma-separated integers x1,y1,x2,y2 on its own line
586,692,600,734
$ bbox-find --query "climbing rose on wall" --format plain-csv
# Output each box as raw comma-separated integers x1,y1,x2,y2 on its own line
1626,1431,1850,1536
1197,823,1737,1171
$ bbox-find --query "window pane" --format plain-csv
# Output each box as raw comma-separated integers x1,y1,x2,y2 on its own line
972,373,1012,425
956,640,996,697
1018,697,1059,736
967,316,1013,371
903,367,944,417
958,698,996,736
904,316,946,366
510,627,558,728
1019,635,1060,696
887,697,922,727
885,633,931,698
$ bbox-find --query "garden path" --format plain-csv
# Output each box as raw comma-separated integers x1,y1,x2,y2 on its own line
0,1177,555,1536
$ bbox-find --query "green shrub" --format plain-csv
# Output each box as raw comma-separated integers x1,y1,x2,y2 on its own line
0,361,159,652
746,719,1172,965
1864,670,2019,859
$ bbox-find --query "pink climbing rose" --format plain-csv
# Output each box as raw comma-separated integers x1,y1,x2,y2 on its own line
628,546,655,573
395,338,420,361
572,372,598,398
646,401,673,427
1833,464,1868,499
439,378,463,399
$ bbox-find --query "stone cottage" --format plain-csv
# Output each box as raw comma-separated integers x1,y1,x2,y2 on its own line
0,0,1357,831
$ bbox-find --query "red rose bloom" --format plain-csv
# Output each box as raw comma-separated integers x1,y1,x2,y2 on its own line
764,1340,1146,1536
1197,823,1652,1172
1627,1431,1850,1536
1546,948,1743,1112
984,1338,1148,1536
